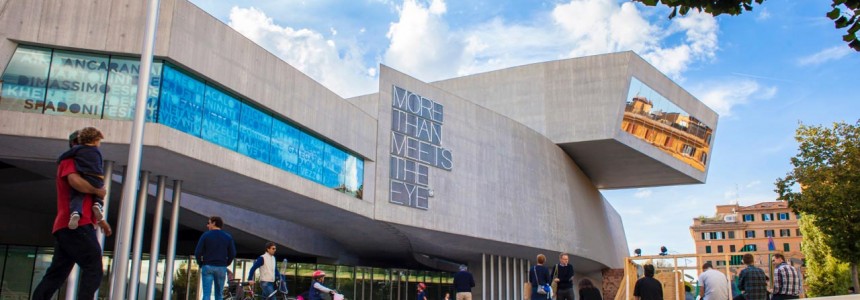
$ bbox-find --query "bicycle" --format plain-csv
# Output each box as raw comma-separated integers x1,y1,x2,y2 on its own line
223,279,256,300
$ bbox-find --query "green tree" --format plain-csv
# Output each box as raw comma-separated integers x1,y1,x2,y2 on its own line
775,120,860,293
633,0,860,51
799,215,852,296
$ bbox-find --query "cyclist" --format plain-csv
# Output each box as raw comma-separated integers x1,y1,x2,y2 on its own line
308,270,337,300
247,242,282,300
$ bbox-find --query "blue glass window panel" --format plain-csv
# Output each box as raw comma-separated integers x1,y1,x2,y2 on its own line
270,119,302,173
201,85,240,150
0,46,51,113
158,65,204,136
238,102,273,163
43,50,108,119
103,57,162,121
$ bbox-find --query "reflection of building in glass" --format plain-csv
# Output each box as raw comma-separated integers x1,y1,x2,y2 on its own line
622,94,713,171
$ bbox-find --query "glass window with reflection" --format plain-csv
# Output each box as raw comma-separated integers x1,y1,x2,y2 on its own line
44,50,109,119
201,85,240,150
622,77,714,171
103,57,162,121
238,102,273,163
0,46,52,113
158,65,205,136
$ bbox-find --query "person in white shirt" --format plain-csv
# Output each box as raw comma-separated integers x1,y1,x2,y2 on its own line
698,262,730,300
247,242,282,300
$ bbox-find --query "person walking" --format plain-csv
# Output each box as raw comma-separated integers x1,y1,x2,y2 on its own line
633,264,662,300
195,216,236,300
247,242,282,300
771,254,802,300
698,262,730,300
31,130,110,300
453,264,475,300
737,254,767,300
553,253,576,300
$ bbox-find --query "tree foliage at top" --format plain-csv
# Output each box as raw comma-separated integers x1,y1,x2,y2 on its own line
775,120,860,291
799,215,852,297
633,0,860,51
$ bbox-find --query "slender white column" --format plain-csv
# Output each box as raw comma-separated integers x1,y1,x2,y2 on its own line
162,180,182,300
128,171,151,299
145,176,167,300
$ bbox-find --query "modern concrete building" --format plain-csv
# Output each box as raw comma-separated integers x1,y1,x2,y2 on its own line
0,0,717,299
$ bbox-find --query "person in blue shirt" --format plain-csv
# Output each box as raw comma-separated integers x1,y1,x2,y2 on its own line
529,254,552,300
195,216,236,300
308,270,337,300
247,242,282,300
453,264,475,299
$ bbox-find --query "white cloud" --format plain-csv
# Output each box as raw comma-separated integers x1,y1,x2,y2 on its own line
756,8,771,21
797,46,853,66
383,0,464,82
387,0,719,82
691,79,777,117
634,188,653,198
227,6,376,97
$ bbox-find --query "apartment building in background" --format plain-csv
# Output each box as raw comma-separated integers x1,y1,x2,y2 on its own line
690,201,804,269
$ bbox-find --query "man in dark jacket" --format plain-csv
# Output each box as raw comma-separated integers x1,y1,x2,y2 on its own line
553,253,576,300
453,264,475,300
195,216,236,300
633,264,662,300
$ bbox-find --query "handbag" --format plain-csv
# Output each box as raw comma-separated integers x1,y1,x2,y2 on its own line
524,281,532,300
551,264,559,299
534,266,552,296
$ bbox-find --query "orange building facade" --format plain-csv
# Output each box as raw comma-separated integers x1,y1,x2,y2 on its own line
689,201,804,268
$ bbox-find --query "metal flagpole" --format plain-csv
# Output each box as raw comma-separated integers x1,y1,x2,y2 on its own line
109,0,161,297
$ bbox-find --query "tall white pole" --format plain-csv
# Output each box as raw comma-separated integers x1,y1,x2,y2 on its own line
110,0,160,298
146,176,167,300
162,180,182,300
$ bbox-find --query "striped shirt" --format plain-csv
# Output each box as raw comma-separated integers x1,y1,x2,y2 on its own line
773,262,802,296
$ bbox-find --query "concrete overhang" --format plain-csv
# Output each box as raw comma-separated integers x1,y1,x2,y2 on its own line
432,51,719,189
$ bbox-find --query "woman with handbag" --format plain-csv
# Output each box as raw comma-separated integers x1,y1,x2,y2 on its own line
529,254,552,300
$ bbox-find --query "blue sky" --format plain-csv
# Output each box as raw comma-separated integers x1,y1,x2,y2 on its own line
188,0,859,256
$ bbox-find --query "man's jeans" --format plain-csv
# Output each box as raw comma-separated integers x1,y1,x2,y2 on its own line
201,265,227,300
261,281,276,299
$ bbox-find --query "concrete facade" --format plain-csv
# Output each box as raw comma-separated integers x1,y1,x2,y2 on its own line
0,0,717,297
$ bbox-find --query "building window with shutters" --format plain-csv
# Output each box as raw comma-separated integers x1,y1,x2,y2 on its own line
743,214,755,222
765,230,775,237
762,213,774,221
745,230,756,238
784,243,790,252
778,212,790,220
728,231,735,239
780,229,791,237
706,246,712,253
718,245,724,253
730,245,736,252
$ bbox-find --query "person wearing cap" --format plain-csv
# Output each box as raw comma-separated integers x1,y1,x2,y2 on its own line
453,264,475,300
416,282,428,300
309,270,337,300
32,130,110,300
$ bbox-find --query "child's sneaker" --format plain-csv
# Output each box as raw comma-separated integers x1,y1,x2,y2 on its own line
69,212,81,229
92,203,104,221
